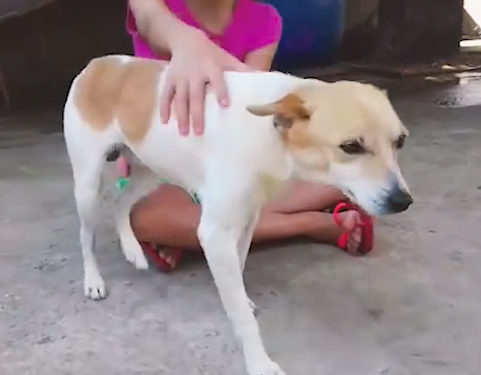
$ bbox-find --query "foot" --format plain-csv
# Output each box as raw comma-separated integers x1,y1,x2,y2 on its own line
305,210,360,249
333,210,363,253
140,242,184,273
305,208,372,256
333,201,373,256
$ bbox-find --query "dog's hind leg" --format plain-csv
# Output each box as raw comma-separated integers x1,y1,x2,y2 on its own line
64,114,116,300
198,173,284,375
70,149,108,300
114,164,158,269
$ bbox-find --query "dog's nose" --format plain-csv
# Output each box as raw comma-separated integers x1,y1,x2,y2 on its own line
386,187,413,213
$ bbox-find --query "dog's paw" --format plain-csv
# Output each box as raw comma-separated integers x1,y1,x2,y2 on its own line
247,358,285,375
120,236,149,270
124,248,149,270
248,297,259,316
84,273,108,300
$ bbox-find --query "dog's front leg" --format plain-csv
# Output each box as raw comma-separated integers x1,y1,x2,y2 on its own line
198,213,284,375
237,212,260,273
237,212,261,314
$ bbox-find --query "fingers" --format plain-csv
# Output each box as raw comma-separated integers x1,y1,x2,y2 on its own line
161,73,205,136
189,78,206,136
208,66,229,109
208,61,252,109
159,45,252,137
160,77,175,125
174,81,190,136
161,71,191,136
207,56,252,108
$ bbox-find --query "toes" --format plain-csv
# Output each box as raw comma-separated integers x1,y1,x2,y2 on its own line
346,227,362,254
157,248,183,270
351,227,362,242
163,254,177,268
337,210,361,232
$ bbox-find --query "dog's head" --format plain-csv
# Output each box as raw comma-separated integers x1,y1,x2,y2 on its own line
247,80,412,216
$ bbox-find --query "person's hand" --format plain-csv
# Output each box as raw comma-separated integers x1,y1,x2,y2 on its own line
160,28,252,136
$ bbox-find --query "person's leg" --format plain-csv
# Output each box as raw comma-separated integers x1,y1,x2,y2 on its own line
130,184,362,252
130,184,200,249
261,181,365,253
264,181,346,214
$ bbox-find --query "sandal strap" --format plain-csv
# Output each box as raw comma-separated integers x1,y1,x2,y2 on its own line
141,242,184,273
333,201,374,256
333,201,367,228
332,201,349,226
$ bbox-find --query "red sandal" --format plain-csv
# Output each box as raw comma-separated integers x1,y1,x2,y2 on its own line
140,242,184,273
332,201,374,256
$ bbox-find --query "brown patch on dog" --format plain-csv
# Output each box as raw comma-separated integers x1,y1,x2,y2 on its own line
247,93,314,149
74,56,123,131
247,93,309,126
74,56,165,143
117,59,165,142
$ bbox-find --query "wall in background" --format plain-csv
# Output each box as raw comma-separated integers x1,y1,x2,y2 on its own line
0,0,468,111
0,0,132,111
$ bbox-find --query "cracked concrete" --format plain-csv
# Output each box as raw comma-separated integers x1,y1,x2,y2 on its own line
0,81,481,375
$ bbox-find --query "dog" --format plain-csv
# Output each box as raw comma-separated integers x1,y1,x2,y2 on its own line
63,55,412,375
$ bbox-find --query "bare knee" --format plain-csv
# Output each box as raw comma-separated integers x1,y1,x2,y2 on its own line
130,184,201,246
130,184,195,229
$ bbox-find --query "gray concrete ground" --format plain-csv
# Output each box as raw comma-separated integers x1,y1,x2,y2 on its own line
1,81,481,375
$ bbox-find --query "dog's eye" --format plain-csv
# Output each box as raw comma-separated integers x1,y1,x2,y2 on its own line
394,134,406,149
339,140,365,155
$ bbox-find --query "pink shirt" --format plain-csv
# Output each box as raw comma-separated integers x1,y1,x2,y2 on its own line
126,0,282,62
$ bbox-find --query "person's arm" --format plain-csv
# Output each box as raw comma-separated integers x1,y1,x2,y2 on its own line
129,0,251,136
244,42,279,71
129,0,200,55
244,4,282,72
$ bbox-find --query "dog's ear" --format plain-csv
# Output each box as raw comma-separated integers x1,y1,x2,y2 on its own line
247,93,311,130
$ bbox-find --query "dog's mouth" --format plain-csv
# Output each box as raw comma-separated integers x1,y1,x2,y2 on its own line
342,189,373,216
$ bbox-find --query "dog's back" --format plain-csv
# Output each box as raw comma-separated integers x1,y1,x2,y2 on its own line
64,55,299,193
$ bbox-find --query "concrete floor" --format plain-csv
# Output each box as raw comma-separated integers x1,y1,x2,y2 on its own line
1,81,481,375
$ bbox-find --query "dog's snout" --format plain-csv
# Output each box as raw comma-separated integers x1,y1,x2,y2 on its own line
386,186,413,213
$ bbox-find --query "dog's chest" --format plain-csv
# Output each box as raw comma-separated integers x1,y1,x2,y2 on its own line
259,173,288,201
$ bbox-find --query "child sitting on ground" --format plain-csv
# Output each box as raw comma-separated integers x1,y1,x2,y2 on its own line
120,0,374,272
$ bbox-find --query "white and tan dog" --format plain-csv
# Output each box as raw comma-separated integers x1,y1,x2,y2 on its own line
63,55,412,375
